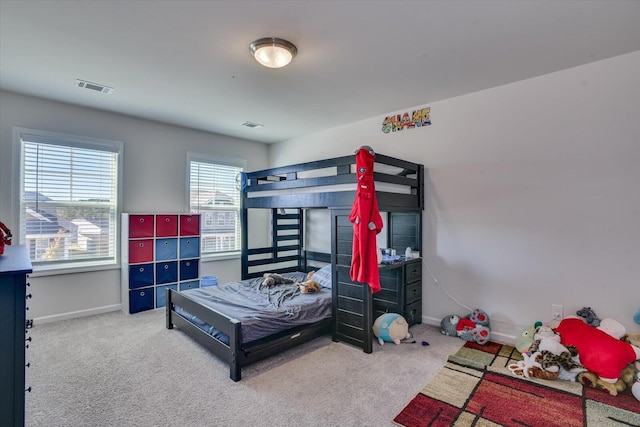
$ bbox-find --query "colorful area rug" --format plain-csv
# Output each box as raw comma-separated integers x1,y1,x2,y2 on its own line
394,341,640,427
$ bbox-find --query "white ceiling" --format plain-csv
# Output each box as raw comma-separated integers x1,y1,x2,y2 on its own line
2,1,640,144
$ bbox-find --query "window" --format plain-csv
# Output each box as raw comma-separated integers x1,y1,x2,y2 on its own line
188,153,244,256
14,128,122,270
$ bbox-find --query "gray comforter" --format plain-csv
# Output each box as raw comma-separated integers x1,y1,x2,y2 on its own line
178,272,332,343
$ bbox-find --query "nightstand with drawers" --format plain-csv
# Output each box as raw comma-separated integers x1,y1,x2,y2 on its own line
373,258,422,326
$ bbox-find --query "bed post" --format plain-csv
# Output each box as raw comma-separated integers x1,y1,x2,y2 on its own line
240,200,249,279
166,288,174,330
297,208,304,272
363,285,373,354
229,319,242,381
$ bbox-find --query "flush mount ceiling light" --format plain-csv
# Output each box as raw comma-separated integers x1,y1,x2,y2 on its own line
249,37,297,69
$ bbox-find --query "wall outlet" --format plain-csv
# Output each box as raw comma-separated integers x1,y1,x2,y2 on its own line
552,304,563,320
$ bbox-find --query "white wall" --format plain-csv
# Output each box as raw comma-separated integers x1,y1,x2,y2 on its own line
270,51,640,340
0,91,269,323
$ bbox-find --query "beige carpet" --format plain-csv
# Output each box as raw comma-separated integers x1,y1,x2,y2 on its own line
25,309,464,427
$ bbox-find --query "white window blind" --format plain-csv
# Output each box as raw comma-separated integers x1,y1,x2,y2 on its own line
188,155,243,255
16,128,121,268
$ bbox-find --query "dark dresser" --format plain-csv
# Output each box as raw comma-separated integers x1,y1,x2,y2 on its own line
373,258,422,326
0,245,33,427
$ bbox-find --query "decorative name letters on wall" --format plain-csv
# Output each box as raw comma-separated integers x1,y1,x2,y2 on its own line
382,107,431,133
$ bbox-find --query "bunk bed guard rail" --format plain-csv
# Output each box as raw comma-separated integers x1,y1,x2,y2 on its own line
241,153,424,210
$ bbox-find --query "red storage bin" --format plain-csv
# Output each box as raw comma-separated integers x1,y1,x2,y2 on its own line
180,215,200,236
129,239,154,263
156,215,178,237
129,215,154,238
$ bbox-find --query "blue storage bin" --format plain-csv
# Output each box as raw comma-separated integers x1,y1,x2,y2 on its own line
155,238,178,261
129,263,154,289
180,237,200,258
129,287,154,313
179,280,199,291
155,284,177,308
180,259,199,281
156,261,178,284
201,276,218,287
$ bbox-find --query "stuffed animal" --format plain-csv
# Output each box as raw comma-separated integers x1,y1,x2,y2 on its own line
628,315,640,396
458,308,491,345
297,279,321,293
633,373,640,400
578,363,639,397
556,318,640,383
261,272,294,288
469,308,490,327
0,221,12,256
296,271,322,294
529,326,584,375
373,313,410,345
576,307,601,327
597,318,626,339
440,309,491,345
515,321,543,353
508,352,560,381
440,315,460,337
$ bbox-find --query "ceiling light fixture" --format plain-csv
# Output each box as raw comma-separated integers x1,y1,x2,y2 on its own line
250,37,297,69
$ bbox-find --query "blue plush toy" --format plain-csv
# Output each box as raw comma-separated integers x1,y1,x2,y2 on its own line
372,313,410,345
634,308,640,325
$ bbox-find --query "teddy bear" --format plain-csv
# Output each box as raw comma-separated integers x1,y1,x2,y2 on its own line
261,272,294,288
295,271,322,294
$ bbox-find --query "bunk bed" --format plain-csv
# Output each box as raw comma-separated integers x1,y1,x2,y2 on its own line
166,150,424,381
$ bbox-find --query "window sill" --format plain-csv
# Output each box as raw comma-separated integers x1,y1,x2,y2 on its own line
29,261,120,278
201,252,241,263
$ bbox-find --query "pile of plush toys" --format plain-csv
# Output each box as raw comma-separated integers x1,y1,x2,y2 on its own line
510,306,640,401
440,308,491,345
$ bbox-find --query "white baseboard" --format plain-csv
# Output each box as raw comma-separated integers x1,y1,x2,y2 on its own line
34,304,122,325
421,315,516,345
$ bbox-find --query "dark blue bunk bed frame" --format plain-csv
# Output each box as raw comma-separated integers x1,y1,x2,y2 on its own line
166,151,424,381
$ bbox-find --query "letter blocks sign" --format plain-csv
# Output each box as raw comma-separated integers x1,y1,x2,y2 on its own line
121,213,201,314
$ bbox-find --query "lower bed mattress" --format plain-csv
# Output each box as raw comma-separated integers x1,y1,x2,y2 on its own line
174,271,332,345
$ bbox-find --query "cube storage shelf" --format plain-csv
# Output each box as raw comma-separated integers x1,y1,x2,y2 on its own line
121,213,201,314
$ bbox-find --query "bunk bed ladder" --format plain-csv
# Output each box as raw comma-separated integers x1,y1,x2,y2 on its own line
241,208,304,279
331,209,374,354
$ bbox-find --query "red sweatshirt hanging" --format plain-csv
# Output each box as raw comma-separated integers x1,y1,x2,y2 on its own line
349,146,383,293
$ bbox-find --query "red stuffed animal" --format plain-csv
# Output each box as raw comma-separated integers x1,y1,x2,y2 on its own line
0,221,12,255
556,318,640,383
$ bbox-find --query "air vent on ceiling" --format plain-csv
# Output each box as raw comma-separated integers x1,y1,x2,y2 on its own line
76,79,114,94
242,121,264,128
